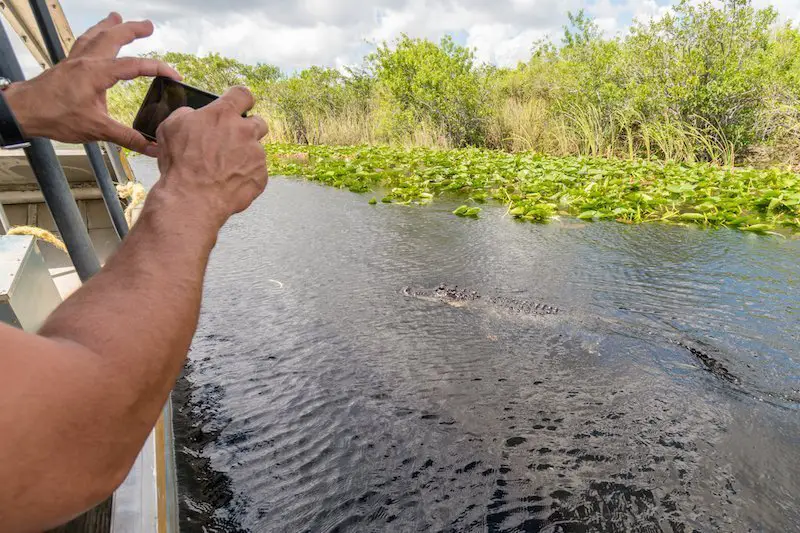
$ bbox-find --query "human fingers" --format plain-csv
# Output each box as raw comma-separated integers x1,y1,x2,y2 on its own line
98,116,156,156
255,161,269,190
108,57,182,83
155,106,194,140
247,115,269,139
161,106,194,124
209,86,255,116
70,12,123,57
82,20,155,58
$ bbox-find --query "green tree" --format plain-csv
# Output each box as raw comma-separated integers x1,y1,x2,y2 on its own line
273,67,347,143
370,35,489,146
627,0,779,150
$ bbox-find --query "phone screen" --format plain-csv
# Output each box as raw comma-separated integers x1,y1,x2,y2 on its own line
132,77,218,141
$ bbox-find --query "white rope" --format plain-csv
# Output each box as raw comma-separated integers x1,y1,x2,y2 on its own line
116,182,147,226
6,226,67,252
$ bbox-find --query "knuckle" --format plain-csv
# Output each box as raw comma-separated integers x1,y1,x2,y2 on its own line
160,116,178,132
70,57,89,69
218,99,237,113
231,85,252,98
164,108,190,126
121,26,136,40
69,57,94,74
124,130,139,146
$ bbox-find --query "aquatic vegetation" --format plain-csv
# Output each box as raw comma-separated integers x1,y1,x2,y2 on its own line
267,144,800,234
453,205,481,218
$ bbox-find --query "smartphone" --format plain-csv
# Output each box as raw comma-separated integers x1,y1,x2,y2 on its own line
132,76,219,141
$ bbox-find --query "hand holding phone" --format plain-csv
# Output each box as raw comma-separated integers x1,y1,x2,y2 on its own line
133,76,219,141
150,86,269,228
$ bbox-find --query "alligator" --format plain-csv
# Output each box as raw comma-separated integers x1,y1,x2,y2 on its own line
402,284,745,387
675,339,740,385
402,284,560,315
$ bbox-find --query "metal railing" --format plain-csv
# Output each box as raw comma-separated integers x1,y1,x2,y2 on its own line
0,24,101,281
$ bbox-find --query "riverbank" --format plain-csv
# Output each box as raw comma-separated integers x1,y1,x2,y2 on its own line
266,144,800,235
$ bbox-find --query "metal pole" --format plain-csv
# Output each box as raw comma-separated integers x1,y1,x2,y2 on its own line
29,0,129,240
81,144,129,238
0,203,10,234
0,23,100,281
104,142,132,184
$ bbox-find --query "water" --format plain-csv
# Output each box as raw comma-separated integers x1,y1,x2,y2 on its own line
133,159,800,532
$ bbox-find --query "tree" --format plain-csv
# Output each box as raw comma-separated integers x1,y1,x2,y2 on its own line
370,35,489,146
627,0,779,149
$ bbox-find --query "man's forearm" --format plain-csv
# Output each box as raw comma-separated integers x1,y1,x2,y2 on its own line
3,82,45,139
0,183,219,531
0,40,265,526
40,183,218,454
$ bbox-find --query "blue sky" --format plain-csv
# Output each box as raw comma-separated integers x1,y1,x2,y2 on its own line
7,0,800,75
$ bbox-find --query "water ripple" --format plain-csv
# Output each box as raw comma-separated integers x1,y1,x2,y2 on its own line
128,160,800,533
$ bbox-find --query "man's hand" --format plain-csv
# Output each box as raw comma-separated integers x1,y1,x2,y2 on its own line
152,86,269,229
4,12,180,156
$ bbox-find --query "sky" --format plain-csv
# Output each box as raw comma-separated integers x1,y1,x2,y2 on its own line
5,0,800,76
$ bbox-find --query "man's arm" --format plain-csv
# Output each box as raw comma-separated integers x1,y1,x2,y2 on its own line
0,14,269,532
0,192,216,531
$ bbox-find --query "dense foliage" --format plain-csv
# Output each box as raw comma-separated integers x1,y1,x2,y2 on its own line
370,35,490,147
267,144,800,233
109,0,800,166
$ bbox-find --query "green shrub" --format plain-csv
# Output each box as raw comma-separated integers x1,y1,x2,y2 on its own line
107,0,800,167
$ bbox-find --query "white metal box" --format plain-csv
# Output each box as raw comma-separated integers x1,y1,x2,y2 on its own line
0,235,63,332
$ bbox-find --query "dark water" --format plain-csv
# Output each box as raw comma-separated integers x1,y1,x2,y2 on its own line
134,159,800,532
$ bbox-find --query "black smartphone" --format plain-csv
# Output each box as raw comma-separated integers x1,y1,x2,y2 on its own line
132,76,219,141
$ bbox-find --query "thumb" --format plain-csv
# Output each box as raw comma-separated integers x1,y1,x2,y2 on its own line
99,117,158,157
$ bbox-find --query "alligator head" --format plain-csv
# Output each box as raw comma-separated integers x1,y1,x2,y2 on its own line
401,284,480,308
402,284,559,315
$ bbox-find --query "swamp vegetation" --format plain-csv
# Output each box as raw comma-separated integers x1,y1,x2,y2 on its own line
267,144,800,233
109,0,800,232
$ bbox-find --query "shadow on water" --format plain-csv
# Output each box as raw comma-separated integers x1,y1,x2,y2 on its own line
133,159,800,532
136,159,246,531
172,358,246,533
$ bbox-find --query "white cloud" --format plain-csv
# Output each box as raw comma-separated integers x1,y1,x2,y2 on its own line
467,24,549,66
119,15,356,71
753,0,800,20
0,16,44,78
54,0,800,73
